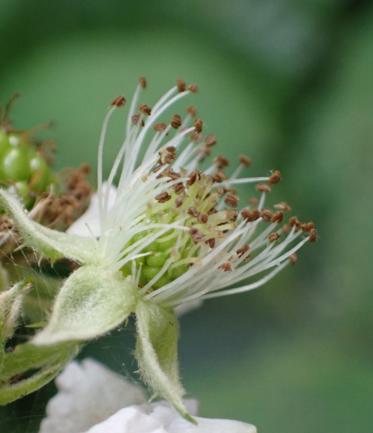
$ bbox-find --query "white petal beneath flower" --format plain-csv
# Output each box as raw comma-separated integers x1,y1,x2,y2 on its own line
40,359,256,433
67,184,117,238
39,359,146,433
85,403,256,433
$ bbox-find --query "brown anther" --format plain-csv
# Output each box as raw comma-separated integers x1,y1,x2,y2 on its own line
166,146,176,154
194,118,203,133
289,216,301,228
206,238,216,248
219,262,232,272
205,134,217,147
188,84,198,93
256,183,272,193
132,114,141,125
249,197,259,207
177,79,186,92
289,253,298,265
198,213,208,224
190,228,204,243
282,224,291,234
268,232,280,242
190,131,201,142
237,244,250,257
212,171,226,183
171,114,182,129
269,170,281,184
309,228,318,242
241,208,260,222
163,168,180,180
187,106,197,117
173,182,185,194
261,209,273,222
274,202,292,212
80,163,91,174
154,122,167,131
224,193,239,208
214,155,229,169
187,207,199,218
302,221,315,233
239,154,252,167
187,170,201,186
139,104,151,115
175,196,184,208
111,96,126,107
155,192,171,203
139,76,147,88
271,211,284,223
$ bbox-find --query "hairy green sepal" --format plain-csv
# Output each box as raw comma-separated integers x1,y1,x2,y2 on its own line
135,301,194,422
33,265,136,345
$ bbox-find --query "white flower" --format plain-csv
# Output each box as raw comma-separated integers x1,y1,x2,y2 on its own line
40,359,256,433
0,78,316,416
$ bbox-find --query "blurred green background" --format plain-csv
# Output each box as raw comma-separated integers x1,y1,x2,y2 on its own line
1,0,373,432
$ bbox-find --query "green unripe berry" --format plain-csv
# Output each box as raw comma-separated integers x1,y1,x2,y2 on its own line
29,153,51,192
1,145,31,181
14,181,33,208
146,252,168,267
142,266,162,282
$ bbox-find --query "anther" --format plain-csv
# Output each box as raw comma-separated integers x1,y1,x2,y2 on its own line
206,238,216,248
187,170,201,186
188,84,198,93
268,232,280,242
194,118,203,133
111,96,126,107
261,209,273,222
188,207,199,218
212,171,226,183
173,183,185,194
139,76,147,88
269,170,281,184
241,209,260,222
139,104,152,115
214,155,229,169
239,154,252,167
177,79,186,92
289,253,298,265
155,192,171,203
271,211,284,223
256,183,272,193
198,213,209,224
309,228,318,242
171,114,182,129
237,244,250,257
219,262,232,272
274,202,292,212
224,193,239,208
205,134,217,147
187,106,197,117
131,114,141,125
190,228,204,243
154,122,167,131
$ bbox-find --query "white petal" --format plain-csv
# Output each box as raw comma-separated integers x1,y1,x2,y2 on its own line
67,184,117,238
84,403,256,433
39,359,146,433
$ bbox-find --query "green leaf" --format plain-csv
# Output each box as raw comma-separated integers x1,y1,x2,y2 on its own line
0,341,78,405
0,361,63,405
0,342,78,382
0,282,30,341
0,189,97,263
33,265,136,345
135,301,194,422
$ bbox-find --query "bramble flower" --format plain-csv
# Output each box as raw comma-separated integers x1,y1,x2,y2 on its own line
39,359,256,433
0,78,316,419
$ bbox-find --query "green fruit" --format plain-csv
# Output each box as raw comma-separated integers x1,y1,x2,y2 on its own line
146,252,168,267
1,145,31,181
29,153,51,192
7,133,22,147
14,181,33,208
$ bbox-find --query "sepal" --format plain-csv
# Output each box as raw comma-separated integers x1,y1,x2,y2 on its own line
135,301,194,422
